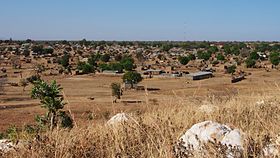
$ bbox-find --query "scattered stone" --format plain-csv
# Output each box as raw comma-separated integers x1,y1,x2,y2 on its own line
107,113,129,125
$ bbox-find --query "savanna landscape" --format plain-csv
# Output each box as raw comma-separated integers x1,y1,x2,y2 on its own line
1,1,280,157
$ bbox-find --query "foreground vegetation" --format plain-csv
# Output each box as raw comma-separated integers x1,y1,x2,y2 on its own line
1,89,280,157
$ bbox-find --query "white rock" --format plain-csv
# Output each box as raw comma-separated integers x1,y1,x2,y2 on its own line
107,113,129,125
263,144,279,157
198,104,216,113
0,139,16,152
263,134,280,157
178,121,245,157
256,100,265,106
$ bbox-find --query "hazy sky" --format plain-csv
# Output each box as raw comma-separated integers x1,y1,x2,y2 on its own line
0,0,279,41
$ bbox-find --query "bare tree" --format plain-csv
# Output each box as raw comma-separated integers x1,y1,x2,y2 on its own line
0,77,7,95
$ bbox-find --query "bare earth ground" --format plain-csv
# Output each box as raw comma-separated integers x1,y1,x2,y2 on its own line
1,65,280,132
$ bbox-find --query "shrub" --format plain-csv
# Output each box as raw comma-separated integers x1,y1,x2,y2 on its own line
197,51,211,60
77,62,94,74
270,52,280,66
226,65,236,74
217,53,225,61
245,58,256,68
178,56,189,65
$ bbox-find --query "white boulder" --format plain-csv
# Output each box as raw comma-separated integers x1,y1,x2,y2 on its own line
107,113,130,125
177,121,245,157
263,134,280,157
0,139,16,153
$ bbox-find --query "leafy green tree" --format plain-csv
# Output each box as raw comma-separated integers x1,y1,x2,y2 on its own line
111,82,122,103
110,62,123,72
197,51,211,60
208,46,219,54
249,51,259,60
270,52,280,66
77,62,94,74
31,80,73,130
121,56,134,71
188,54,196,60
122,71,143,88
178,56,190,65
59,54,70,69
43,48,54,55
217,53,225,61
245,58,256,68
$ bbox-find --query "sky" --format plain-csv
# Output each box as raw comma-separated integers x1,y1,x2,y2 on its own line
0,0,279,41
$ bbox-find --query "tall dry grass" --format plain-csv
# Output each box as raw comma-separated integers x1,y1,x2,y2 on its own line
3,91,280,158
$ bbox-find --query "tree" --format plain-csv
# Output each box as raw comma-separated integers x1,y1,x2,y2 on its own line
188,54,196,60
31,45,43,54
19,79,28,91
77,62,94,74
197,51,211,61
121,56,134,71
101,54,110,62
59,54,70,69
226,65,236,74
42,48,54,55
270,52,280,66
178,56,189,65
217,53,225,61
88,54,100,67
208,46,218,54
31,80,73,130
249,51,259,60
245,58,256,68
122,71,143,88
111,82,122,103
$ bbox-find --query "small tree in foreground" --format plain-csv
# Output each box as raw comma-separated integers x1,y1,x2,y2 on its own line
111,82,122,103
31,80,73,130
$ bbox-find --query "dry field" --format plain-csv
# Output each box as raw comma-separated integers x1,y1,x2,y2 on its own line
1,64,280,133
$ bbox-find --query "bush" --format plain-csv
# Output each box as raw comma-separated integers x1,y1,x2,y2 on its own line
270,52,280,66
178,56,189,65
188,54,196,60
197,51,211,60
249,51,260,60
217,53,225,61
77,62,94,74
245,58,256,68
101,54,110,62
226,65,236,74
59,54,70,68
121,58,134,71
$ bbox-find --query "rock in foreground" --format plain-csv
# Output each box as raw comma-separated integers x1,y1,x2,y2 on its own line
175,121,245,158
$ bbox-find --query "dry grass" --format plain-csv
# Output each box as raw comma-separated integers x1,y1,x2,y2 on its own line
2,91,280,158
